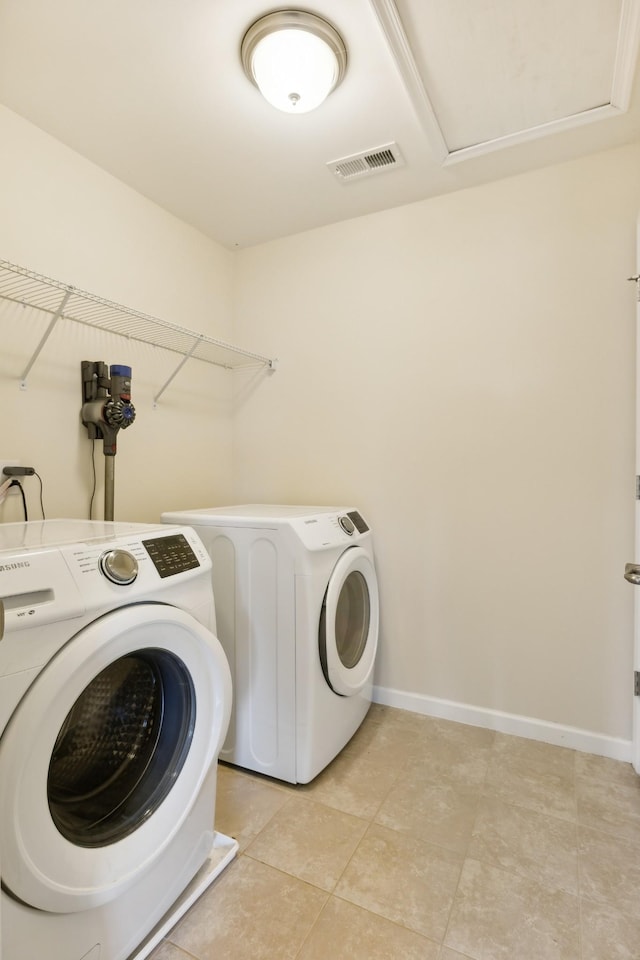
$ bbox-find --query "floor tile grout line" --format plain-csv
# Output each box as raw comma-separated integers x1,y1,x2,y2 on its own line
577,861,585,960
240,791,370,892
240,791,297,858
325,817,377,899
434,850,467,957
162,941,201,960
289,886,331,960
366,749,412,821
436,747,494,959
572,811,584,960
224,852,332,960
332,889,443,950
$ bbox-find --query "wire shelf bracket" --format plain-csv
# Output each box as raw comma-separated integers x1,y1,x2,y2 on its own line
0,259,277,401
19,287,72,389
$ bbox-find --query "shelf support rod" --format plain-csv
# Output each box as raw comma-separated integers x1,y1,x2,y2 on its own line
153,335,203,406
20,288,73,388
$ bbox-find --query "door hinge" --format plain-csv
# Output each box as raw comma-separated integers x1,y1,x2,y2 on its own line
635,671,640,696
636,476,640,500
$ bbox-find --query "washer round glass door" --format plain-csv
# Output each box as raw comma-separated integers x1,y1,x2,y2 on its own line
48,648,194,848
0,603,230,913
319,546,379,697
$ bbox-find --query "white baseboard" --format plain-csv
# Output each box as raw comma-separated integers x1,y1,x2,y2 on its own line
372,685,633,763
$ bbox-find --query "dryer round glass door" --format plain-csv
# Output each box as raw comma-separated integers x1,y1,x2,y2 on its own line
0,603,231,913
319,546,379,697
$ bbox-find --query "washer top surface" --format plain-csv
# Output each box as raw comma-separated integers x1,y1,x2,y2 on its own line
0,519,212,650
0,518,175,554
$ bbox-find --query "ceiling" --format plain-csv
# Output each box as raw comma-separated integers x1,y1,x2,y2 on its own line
1,0,639,250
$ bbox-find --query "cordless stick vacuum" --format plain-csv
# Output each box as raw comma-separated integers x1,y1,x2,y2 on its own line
81,362,136,521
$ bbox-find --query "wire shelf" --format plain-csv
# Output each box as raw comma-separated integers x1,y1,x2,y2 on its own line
0,260,275,400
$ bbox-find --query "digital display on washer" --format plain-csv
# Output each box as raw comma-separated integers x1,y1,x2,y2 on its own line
142,534,200,578
347,511,369,534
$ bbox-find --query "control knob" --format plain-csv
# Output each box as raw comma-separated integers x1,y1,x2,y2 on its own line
100,549,138,585
339,515,355,536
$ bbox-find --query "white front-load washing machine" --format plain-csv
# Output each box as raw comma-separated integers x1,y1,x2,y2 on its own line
0,519,237,960
161,505,379,783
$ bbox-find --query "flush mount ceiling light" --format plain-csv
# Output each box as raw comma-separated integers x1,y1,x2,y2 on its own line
241,10,347,114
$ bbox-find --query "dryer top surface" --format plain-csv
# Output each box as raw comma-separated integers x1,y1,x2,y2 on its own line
162,504,353,525
162,505,373,557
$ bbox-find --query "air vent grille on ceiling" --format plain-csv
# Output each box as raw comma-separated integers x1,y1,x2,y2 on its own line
327,142,404,182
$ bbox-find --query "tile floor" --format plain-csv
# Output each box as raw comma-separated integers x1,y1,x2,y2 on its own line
149,704,640,960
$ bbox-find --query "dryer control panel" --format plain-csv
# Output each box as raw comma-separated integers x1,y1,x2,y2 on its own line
346,511,369,534
338,512,369,536
292,510,371,551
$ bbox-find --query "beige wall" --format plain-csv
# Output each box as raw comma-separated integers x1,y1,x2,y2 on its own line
233,145,640,747
0,106,235,522
2,102,639,752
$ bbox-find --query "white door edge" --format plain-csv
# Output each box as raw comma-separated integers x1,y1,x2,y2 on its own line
633,211,640,775
322,547,379,697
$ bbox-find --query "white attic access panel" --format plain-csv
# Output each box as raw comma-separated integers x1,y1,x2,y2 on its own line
371,0,640,162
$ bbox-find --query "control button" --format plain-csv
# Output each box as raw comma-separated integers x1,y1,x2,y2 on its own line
99,549,139,585
339,515,355,536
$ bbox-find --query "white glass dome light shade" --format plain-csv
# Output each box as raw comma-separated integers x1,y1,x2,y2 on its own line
241,11,347,115
251,29,338,113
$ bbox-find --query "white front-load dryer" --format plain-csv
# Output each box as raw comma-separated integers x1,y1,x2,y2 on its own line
0,519,237,960
161,505,379,783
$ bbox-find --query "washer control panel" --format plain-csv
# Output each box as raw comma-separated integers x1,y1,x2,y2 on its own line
142,533,200,579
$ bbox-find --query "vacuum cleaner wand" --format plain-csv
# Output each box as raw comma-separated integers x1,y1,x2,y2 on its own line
81,361,136,519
